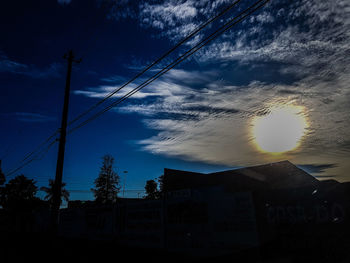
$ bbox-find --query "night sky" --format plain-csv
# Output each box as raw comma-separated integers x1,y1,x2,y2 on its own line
1,0,349,201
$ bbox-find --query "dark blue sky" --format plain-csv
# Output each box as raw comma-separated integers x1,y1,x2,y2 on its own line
0,0,235,199
1,0,349,200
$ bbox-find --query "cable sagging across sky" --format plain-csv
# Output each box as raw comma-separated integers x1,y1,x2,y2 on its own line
68,0,271,134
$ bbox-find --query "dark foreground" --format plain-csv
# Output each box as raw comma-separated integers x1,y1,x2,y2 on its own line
1,233,350,263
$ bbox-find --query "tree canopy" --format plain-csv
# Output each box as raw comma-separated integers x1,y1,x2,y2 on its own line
144,175,164,199
91,155,121,204
0,175,40,210
144,179,159,199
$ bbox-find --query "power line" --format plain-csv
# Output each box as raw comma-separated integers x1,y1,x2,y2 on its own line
3,0,242,177
63,189,145,193
4,0,270,177
67,0,243,128
68,0,271,133
15,130,58,165
4,2,113,177
4,130,59,177
5,139,57,177
0,128,23,160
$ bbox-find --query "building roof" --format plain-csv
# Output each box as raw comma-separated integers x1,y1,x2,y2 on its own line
164,160,319,192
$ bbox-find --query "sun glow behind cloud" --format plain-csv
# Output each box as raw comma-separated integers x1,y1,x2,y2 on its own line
73,0,350,180
251,104,309,154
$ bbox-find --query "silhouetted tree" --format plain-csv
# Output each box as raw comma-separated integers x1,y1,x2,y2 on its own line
0,175,39,210
40,179,70,207
158,174,164,195
144,179,159,199
91,155,120,204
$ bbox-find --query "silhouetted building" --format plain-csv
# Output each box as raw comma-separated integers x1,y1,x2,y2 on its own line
163,160,319,193
162,161,350,257
1,161,349,261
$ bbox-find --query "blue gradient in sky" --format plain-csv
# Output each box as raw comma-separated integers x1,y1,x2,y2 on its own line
2,0,350,199
0,0,234,199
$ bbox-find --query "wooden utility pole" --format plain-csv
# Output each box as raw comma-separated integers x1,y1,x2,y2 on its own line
51,50,81,233
0,160,5,185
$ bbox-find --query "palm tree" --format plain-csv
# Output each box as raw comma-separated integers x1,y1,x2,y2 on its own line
40,179,70,206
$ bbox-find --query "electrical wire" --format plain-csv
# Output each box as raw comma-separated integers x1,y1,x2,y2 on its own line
68,0,271,134
65,189,145,193
4,0,243,176
67,0,243,127
0,128,23,161
4,0,271,177
5,138,57,177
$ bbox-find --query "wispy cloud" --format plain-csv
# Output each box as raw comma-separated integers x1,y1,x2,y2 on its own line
10,112,56,123
104,0,137,21
75,65,350,180
107,0,234,44
79,0,350,181
0,58,27,73
140,1,198,30
0,54,62,79
57,0,72,5
297,164,337,176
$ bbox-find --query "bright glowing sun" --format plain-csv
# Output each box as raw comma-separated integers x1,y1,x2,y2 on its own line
251,105,309,154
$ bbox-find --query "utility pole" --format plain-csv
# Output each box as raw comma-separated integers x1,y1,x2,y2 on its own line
0,160,5,185
51,50,81,233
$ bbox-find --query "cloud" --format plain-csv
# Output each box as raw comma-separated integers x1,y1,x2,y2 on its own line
0,54,62,79
104,0,137,21
77,0,350,181
57,0,72,4
297,164,338,175
12,112,56,123
75,59,350,180
116,67,349,180
0,57,28,73
197,0,350,70
106,0,235,43
140,1,198,30
74,68,216,100
138,0,233,43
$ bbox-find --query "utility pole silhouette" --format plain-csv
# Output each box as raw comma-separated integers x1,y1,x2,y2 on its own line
51,50,81,233
0,160,5,185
